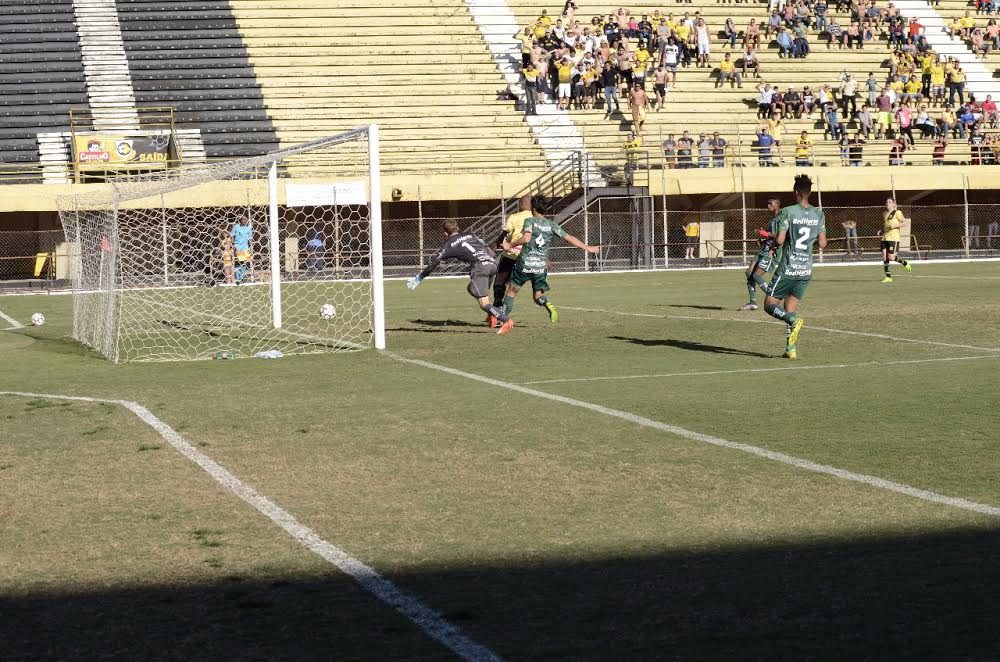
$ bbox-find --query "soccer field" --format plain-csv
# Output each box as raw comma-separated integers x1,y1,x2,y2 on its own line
2,263,999,661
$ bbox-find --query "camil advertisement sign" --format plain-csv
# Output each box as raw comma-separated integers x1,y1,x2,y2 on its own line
75,135,173,170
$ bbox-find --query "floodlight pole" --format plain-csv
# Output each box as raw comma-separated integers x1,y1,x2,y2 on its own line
269,160,282,329
369,124,387,350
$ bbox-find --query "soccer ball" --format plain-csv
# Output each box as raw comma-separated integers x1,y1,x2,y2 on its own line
30,313,45,326
319,304,336,320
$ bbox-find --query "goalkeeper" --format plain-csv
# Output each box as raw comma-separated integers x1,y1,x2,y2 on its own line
406,219,510,329
739,198,782,311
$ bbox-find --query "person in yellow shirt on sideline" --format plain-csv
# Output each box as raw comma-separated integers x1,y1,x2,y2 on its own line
879,197,912,282
716,52,742,88
623,131,643,186
683,219,700,259
491,194,534,315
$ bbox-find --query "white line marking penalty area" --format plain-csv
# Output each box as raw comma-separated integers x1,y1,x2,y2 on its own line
0,390,504,662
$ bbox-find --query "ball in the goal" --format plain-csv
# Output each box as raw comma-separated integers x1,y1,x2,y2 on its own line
31,313,45,326
319,304,336,320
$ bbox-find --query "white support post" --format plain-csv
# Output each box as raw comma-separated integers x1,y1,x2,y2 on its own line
739,168,747,263
417,185,425,269
369,124,387,350
268,161,282,329
662,197,668,269
963,174,970,257
160,195,168,285
816,177,824,263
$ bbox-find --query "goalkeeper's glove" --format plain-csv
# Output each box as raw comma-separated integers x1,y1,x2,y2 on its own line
406,275,422,290
757,228,770,239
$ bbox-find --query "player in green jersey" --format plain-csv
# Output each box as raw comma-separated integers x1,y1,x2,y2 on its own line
763,174,827,360
497,201,600,335
739,198,782,311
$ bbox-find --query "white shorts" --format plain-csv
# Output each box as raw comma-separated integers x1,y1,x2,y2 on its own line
558,82,572,98
698,42,710,55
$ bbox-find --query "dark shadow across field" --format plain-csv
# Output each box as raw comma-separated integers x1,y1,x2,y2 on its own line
4,528,999,661
609,335,774,358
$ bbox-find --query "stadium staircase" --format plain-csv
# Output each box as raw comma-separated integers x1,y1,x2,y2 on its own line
500,1,1000,167
892,0,1000,100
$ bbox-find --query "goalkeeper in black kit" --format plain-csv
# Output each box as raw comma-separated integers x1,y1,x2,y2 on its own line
406,219,511,330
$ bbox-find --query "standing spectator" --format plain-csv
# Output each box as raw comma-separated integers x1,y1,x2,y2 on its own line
656,18,672,60
875,88,893,138
623,131,643,185
842,218,861,255
697,133,712,168
717,53,742,88
677,130,694,168
848,131,866,168
896,103,915,144
628,82,650,135
556,55,574,110
795,130,814,166
652,65,669,110
601,60,620,115
987,219,999,249
661,37,680,88
711,132,727,167
632,44,650,90
768,113,787,162
757,123,775,166
522,63,539,115
662,132,678,168
841,72,859,117
516,27,534,67
742,45,760,78
930,59,946,107
858,103,874,137
695,17,711,68
231,214,253,284
825,103,844,140
949,65,966,106
932,133,948,164
683,219,700,259
866,71,879,107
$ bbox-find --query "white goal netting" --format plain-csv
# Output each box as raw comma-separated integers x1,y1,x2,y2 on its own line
59,127,385,362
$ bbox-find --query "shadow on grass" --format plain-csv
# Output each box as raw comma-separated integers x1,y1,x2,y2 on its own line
609,335,773,358
2,527,999,661
656,304,727,311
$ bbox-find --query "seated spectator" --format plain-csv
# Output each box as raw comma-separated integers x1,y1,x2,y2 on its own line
710,132,727,167
846,21,862,49
716,53,742,88
792,19,811,57
982,94,999,128
766,10,782,38
901,77,923,104
776,26,794,57
971,29,992,57
744,18,761,48
742,45,760,78
662,132,678,169
825,103,844,139
960,11,976,40
858,103,874,137
784,87,803,118
757,83,774,118
958,104,977,137
969,125,987,165
826,16,843,48
932,134,948,164
815,0,829,31
795,130,814,166
938,104,958,138
915,105,936,138
802,85,817,119
724,17,738,50
987,19,999,49
848,131,866,166
770,88,786,117
889,136,908,165
888,19,906,49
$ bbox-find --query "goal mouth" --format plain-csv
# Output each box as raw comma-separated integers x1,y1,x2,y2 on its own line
57,127,385,362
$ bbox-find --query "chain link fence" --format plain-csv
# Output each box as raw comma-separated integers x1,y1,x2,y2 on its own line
0,230,67,291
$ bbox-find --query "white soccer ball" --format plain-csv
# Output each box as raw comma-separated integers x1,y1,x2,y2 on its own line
319,304,336,320
30,313,45,326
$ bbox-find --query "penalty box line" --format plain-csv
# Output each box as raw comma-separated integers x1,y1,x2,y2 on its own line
0,390,504,662
562,306,1000,354
522,354,1000,385
383,352,1000,520
0,308,24,330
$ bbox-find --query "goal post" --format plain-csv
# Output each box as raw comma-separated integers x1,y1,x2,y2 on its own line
58,126,386,362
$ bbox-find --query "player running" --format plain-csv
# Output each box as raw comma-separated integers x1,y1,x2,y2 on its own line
879,197,912,283
498,201,600,335
492,194,535,323
763,174,827,360
405,219,510,329
739,197,782,311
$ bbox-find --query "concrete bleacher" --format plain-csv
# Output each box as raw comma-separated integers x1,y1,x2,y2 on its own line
504,0,1000,167
0,0,89,183
228,0,549,177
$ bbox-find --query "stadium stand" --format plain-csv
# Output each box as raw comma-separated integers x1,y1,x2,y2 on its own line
227,0,549,175
502,0,1000,167
0,1,90,183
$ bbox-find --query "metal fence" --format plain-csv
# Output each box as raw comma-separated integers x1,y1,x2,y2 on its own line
3,203,997,292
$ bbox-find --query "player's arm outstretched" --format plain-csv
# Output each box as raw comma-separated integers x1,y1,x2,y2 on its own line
504,228,600,254
406,246,447,289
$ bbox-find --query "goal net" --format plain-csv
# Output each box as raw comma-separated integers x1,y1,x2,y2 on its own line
58,126,386,362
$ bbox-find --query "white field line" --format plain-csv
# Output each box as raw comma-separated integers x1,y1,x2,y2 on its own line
910,274,1000,280
522,354,1000,385
563,306,1000,354
0,390,504,662
0,308,24,330
382,353,1000,519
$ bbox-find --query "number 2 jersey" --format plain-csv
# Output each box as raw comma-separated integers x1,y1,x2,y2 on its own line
418,232,497,279
517,216,567,273
772,203,826,279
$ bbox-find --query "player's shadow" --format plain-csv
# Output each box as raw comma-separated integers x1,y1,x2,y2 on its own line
657,304,726,311
609,336,773,358
384,319,491,334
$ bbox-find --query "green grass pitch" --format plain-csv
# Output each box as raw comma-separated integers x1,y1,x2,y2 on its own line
1,262,999,660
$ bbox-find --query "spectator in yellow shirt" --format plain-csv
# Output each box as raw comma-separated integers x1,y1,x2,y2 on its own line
683,220,699,259
716,52,742,88
623,132,643,185
794,130,814,166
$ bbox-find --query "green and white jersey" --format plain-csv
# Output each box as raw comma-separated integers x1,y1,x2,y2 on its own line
757,213,782,257
517,215,567,273
773,203,826,279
